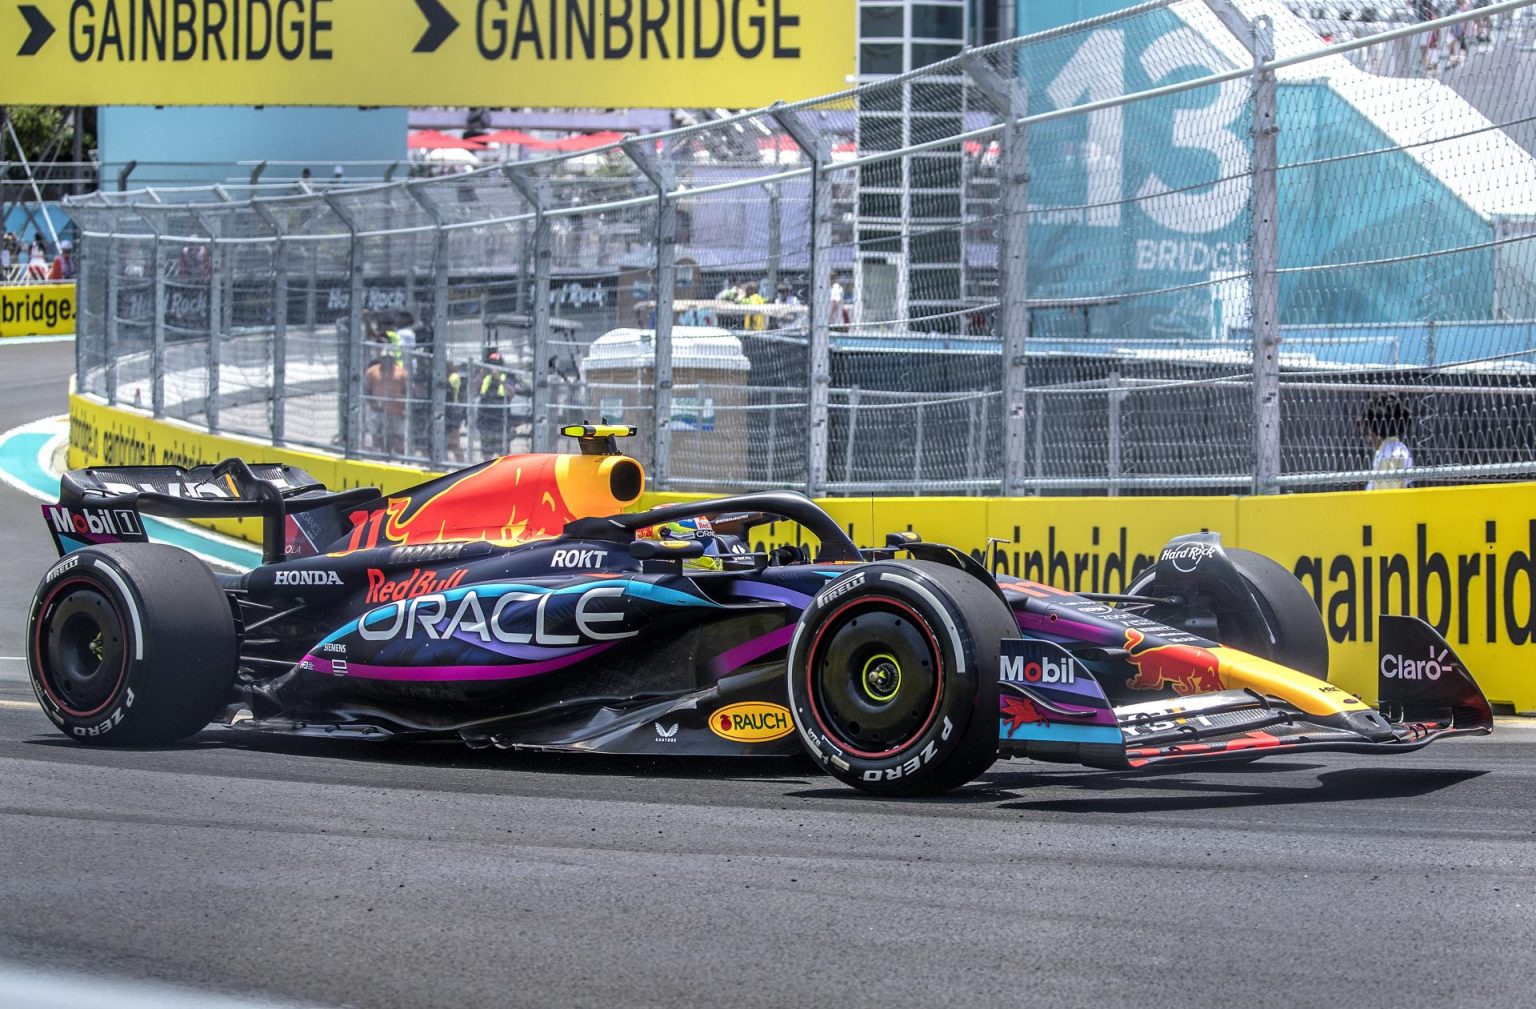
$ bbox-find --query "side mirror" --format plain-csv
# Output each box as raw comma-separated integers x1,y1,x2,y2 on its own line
629,538,706,561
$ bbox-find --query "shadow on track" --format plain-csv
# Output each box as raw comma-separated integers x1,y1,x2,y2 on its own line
13,729,1488,812
986,765,1487,813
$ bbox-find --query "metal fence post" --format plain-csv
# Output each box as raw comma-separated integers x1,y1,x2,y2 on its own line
964,52,1030,497
189,209,222,432
1107,371,1123,497
75,226,90,395
141,215,167,418
1250,15,1282,494
104,233,119,406
765,181,781,300
504,169,555,453
325,194,364,458
772,105,832,496
407,184,450,468
209,234,224,433
253,202,288,445
622,138,676,487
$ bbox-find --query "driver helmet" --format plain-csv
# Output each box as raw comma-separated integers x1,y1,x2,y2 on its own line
636,517,721,570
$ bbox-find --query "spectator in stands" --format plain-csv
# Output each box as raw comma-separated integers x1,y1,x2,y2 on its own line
1450,0,1472,64
1361,393,1414,490
48,240,74,281
389,311,417,354
740,282,767,330
475,349,516,457
1416,0,1442,73
408,354,433,459
364,350,410,457
715,279,743,303
829,273,852,328
445,358,467,460
333,165,346,185
0,232,17,271
26,240,49,280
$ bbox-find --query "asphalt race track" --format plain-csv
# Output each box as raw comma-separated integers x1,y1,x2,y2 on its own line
1,341,1533,1009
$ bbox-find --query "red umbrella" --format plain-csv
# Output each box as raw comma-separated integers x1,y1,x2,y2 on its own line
479,129,555,149
407,130,487,150
549,130,627,152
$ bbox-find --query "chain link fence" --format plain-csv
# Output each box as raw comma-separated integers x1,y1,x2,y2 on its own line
65,0,1536,496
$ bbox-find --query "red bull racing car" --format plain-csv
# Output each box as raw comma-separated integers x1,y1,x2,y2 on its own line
26,427,1492,794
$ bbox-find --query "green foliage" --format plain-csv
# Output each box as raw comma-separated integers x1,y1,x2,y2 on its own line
2,106,93,162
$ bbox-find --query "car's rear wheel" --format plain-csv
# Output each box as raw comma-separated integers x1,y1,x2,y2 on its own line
787,560,1016,795
28,544,237,745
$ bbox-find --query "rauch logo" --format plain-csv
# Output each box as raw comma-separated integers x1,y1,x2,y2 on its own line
708,702,794,743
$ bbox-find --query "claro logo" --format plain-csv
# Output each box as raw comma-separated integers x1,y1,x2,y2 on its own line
1380,647,1451,681
1000,653,1077,685
709,702,794,743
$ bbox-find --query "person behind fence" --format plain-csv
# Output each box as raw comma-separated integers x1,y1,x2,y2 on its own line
739,281,766,331
475,349,516,457
445,358,468,460
1360,393,1414,490
26,240,49,280
364,347,410,457
49,240,75,281
387,311,417,357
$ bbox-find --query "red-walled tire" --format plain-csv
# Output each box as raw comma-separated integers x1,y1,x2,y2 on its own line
27,544,237,745
786,560,1017,795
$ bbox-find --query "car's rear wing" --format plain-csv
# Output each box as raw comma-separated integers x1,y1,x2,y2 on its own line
46,458,379,564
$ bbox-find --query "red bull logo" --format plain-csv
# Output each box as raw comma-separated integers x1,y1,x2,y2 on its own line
1122,627,1224,696
365,567,468,605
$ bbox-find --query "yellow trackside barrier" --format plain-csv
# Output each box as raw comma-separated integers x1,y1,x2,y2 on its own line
67,392,442,544
68,393,1536,711
1,283,76,338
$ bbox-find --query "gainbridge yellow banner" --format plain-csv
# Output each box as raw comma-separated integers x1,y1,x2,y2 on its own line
0,1,854,107
0,283,76,338
67,392,1536,710
645,487,1536,711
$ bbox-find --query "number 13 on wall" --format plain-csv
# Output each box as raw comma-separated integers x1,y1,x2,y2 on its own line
1041,27,1250,236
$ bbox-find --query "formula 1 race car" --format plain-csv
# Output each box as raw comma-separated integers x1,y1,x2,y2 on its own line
26,427,1493,794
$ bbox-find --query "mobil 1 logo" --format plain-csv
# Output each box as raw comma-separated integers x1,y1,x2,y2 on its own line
999,639,1080,686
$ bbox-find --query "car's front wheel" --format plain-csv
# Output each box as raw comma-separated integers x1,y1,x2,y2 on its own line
28,544,237,745
786,560,1016,795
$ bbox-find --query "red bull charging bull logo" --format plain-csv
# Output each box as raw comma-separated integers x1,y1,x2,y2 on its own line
339,454,641,553
1122,627,1224,696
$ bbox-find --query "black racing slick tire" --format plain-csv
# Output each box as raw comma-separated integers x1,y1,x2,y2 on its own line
786,560,1017,795
27,544,237,745
1222,548,1331,681
1132,547,1331,681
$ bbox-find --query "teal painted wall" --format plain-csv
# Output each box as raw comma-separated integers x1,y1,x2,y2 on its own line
1016,1,1128,34
1011,2,1511,346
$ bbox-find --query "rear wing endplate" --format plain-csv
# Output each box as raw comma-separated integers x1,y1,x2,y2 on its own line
48,458,378,565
